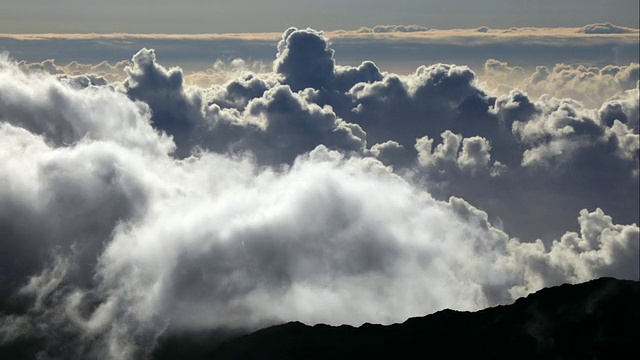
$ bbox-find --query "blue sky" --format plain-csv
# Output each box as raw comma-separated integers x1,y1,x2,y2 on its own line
1,0,639,33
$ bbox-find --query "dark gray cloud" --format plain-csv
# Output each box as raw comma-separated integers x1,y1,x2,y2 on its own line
119,46,366,163
124,48,205,158
345,63,492,148
274,28,337,91
0,26,638,359
273,28,384,93
206,72,276,111
108,38,375,165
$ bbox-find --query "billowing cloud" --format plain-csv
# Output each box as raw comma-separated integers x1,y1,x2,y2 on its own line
0,26,638,359
118,46,366,162
0,56,172,154
274,27,383,93
481,59,639,108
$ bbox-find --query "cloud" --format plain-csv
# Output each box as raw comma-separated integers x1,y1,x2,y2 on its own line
0,27,638,359
345,63,487,149
511,95,636,168
118,46,366,163
444,88,639,240
273,27,383,93
0,116,497,356
3,24,638,77
3,24,637,41
184,58,270,88
0,55,172,154
278,30,637,242
111,26,638,241
415,131,505,177
578,22,635,34
2,121,634,357
352,25,430,33
123,48,205,157
601,86,640,132
206,71,276,110
15,58,130,83
17,59,64,74
508,208,640,298
274,28,337,91
480,60,639,108
229,84,367,163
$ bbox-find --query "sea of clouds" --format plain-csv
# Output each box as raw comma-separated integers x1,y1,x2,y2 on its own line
0,27,638,359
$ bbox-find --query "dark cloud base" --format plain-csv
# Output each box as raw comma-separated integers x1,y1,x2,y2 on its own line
0,27,638,359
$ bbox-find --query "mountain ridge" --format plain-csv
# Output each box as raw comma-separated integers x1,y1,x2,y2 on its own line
154,277,639,359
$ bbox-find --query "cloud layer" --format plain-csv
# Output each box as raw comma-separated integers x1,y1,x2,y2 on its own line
2,23,638,75
0,27,638,359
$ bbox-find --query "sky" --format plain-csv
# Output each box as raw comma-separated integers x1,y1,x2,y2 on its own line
0,1,639,359
1,0,639,33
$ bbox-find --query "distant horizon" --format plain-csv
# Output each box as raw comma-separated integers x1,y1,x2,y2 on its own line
2,23,637,76
2,0,638,33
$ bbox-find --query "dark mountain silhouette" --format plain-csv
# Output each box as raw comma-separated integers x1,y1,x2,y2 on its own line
154,277,639,359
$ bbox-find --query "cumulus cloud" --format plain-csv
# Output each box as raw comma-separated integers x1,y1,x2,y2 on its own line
123,48,206,157
0,27,638,359
415,131,505,177
465,88,638,239
508,208,639,298
274,29,637,241
273,27,383,93
481,59,639,108
345,62,486,148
